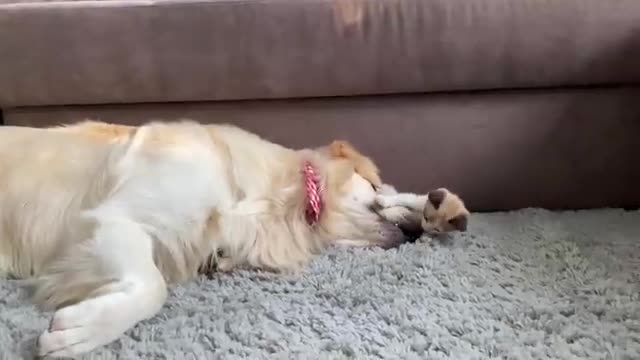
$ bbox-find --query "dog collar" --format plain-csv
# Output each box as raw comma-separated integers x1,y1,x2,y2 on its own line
302,160,323,226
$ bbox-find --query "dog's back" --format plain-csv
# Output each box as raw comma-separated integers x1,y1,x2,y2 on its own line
0,126,117,278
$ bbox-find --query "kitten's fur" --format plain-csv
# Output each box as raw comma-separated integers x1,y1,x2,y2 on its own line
375,185,469,236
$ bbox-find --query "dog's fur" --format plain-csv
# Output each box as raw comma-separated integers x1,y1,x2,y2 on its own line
324,140,383,189
0,120,406,357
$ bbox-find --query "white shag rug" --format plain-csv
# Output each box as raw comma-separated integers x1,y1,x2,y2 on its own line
0,209,639,359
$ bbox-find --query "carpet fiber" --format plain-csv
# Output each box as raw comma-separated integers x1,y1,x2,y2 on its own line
1,209,639,359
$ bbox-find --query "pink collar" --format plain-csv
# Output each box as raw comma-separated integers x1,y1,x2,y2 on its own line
302,160,323,226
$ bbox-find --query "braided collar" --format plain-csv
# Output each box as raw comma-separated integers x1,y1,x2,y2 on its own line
302,160,323,226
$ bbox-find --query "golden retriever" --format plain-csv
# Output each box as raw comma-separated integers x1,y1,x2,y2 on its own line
0,120,406,357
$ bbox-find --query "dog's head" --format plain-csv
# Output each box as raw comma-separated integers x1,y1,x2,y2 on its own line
316,140,407,248
421,188,469,234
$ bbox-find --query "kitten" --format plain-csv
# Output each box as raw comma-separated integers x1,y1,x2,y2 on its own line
375,185,469,239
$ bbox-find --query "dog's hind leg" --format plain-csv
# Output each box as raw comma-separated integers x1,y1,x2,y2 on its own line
36,217,167,358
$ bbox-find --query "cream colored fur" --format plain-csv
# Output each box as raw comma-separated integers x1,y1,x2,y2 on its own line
0,120,403,357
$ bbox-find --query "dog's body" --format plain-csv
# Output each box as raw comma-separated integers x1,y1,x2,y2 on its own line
0,120,405,357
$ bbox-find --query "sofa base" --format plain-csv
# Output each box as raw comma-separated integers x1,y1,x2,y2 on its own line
4,87,640,211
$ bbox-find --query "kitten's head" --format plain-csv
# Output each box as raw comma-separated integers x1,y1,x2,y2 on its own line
421,188,469,233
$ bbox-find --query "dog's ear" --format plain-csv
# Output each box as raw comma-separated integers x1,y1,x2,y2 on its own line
447,214,468,232
327,140,382,188
328,140,349,158
427,189,446,210
328,140,364,161
325,158,356,189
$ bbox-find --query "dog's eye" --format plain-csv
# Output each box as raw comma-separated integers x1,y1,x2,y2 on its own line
371,183,377,191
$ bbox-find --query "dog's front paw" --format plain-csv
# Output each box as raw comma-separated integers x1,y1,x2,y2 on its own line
38,295,132,358
39,327,97,358
38,305,110,357
374,194,395,208
378,206,412,224
377,184,398,196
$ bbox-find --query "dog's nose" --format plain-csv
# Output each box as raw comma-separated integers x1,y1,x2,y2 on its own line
400,227,423,243
378,222,413,249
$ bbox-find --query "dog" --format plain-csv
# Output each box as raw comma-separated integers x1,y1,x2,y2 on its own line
0,120,408,357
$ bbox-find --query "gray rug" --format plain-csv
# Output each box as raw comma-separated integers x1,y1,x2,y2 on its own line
1,209,639,360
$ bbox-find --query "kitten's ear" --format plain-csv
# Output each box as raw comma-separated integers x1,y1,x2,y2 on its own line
448,214,468,232
427,189,446,210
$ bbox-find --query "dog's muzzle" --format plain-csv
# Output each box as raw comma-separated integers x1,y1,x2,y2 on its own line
377,221,414,249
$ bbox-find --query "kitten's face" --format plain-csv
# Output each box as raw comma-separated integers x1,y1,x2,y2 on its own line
421,188,469,233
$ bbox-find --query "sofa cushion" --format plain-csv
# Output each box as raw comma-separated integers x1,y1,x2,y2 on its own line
5,87,640,211
1,0,640,107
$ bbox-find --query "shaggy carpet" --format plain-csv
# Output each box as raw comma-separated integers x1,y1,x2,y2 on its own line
1,209,639,360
